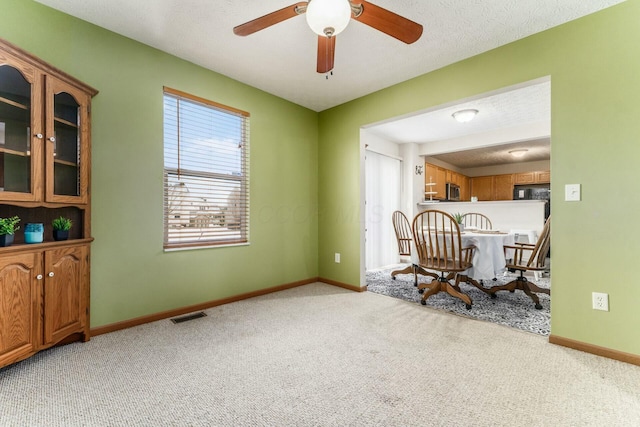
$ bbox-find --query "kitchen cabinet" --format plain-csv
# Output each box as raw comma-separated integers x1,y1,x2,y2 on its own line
424,162,447,199
0,38,97,368
493,174,514,200
536,171,550,183
426,162,471,200
470,174,513,201
459,175,470,201
514,171,550,185
470,176,494,201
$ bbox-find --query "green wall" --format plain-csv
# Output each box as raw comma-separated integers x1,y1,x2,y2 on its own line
0,0,319,326
2,0,639,358
318,1,640,356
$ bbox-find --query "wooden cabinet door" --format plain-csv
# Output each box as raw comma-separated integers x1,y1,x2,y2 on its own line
536,171,551,183
424,163,447,199
470,176,493,201
434,167,446,199
460,176,470,201
43,245,88,345
44,76,91,205
0,252,41,367
494,174,514,200
514,172,535,184
0,51,45,202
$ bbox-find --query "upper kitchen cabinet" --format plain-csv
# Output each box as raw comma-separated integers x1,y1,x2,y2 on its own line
424,162,446,199
0,39,96,205
514,171,550,185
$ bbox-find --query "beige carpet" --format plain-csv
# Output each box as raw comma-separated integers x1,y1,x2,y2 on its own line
1,283,639,426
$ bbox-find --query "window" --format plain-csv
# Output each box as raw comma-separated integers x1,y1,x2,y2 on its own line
163,87,249,249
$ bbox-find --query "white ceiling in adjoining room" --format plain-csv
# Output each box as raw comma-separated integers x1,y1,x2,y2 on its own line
366,79,551,169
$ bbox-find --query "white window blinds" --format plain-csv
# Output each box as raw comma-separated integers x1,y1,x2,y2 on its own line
163,87,249,249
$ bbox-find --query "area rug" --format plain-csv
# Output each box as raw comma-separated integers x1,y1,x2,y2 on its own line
366,266,551,336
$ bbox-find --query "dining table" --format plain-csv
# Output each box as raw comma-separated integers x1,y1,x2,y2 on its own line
460,229,516,282
411,228,515,283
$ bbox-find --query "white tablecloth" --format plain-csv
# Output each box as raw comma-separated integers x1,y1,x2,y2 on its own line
462,232,515,280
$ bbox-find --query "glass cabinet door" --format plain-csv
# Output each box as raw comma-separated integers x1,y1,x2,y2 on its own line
0,62,41,201
45,77,90,204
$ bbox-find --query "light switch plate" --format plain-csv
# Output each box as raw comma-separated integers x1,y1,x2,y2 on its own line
565,184,581,201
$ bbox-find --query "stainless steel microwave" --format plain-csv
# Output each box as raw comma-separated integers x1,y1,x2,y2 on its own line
446,183,460,201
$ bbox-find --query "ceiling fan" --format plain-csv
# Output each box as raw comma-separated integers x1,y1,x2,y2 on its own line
233,0,423,74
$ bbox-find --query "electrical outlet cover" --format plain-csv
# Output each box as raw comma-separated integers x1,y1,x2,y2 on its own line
592,292,609,311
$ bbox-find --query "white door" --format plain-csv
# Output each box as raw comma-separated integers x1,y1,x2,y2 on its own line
365,151,402,270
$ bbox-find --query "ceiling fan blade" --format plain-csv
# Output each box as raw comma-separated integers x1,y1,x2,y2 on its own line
317,35,336,74
233,2,307,36
351,1,423,44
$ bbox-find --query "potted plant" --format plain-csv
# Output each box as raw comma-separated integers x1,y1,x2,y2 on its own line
0,216,20,247
452,212,465,231
52,216,72,241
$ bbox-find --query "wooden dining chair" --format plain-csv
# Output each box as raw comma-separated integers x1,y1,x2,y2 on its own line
412,209,476,309
461,212,492,229
391,211,437,286
487,216,551,309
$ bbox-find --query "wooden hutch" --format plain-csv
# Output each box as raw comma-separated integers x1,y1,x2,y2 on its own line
0,38,97,369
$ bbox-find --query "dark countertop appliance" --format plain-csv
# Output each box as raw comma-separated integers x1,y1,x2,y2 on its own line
513,184,550,218
446,183,460,201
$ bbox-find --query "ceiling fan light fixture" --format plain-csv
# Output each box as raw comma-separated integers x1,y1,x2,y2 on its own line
306,0,352,37
452,109,479,123
509,149,529,158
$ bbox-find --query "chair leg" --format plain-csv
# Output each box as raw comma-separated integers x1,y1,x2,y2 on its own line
420,276,472,310
446,275,472,309
419,280,442,304
521,283,543,310
459,274,492,295
415,265,438,280
391,264,413,280
487,278,519,296
526,281,550,295
413,265,438,287
488,274,549,310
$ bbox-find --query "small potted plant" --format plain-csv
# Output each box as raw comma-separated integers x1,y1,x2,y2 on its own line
452,212,464,232
52,216,72,241
0,216,21,247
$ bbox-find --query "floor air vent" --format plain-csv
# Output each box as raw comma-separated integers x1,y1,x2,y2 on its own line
170,312,207,324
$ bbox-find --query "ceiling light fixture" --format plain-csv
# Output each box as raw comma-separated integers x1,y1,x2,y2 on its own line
452,109,478,123
306,0,352,37
509,149,529,158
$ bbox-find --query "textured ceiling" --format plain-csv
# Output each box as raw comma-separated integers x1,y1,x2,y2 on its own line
32,0,623,168
431,138,551,169
35,0,624,112
368,81,550,144
367,80,551,168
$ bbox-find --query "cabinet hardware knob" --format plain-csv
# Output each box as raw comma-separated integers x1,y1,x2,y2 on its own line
48,136,56,142
48,272,54,277
35,133,43,139
36,274,43,280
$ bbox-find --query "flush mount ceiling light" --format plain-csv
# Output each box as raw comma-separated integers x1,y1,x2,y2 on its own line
509,149,529,158
452,109,478,123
